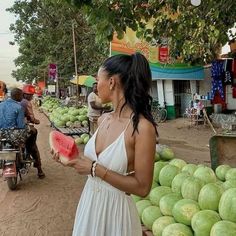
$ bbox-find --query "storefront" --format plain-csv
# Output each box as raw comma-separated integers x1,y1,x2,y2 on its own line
111,28,210,119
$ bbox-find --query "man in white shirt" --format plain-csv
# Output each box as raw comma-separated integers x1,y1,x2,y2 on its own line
87,82,103,135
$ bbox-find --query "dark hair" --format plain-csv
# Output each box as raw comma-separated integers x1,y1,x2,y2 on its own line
11,88,23,102
102,52,156,134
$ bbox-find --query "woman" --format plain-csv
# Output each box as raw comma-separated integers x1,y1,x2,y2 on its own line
53,53,156,235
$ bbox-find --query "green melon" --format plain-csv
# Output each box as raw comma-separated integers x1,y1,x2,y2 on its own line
191,210,221,236
141,205,162,230
149,186,172,206
198,183,225,211
169,158,187,170
210,220,236,236
152,216,176,236
182,163,198,176
181,176,204,201
159,164,180,187
219,188,236,223
171,172,190,194
172,199,200,226
225,168,236,181
136,199,152,219
223,180,236,190
153,161,168,182
159,193,182,216
162,223,193,236
193,166,216,184
215,164,231,181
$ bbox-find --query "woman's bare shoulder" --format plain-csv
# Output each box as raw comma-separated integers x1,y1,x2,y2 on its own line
97,112,111,126
136,117,156,137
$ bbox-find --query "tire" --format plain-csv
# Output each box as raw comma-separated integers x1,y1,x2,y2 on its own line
160,109,167,122
6,177,18,190
154,110,162,123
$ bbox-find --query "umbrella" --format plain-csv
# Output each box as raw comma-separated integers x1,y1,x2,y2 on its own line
70,75,96,87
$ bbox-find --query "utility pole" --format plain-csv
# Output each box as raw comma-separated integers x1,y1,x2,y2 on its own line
72,21,79,106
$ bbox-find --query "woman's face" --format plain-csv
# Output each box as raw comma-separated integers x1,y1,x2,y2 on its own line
96,67,111,103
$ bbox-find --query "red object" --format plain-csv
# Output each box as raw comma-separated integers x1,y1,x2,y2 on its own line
159,46,169,63
22,84,35,95
49,131,79,165
212,91,226,110
233,87,236,98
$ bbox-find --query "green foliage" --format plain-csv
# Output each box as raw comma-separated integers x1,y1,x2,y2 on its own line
66,0,236,65
7,0,109,83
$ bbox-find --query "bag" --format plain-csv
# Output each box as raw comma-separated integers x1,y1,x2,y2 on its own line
0,126,31,146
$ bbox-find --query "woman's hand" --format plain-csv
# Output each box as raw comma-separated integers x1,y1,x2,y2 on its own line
50,149,67,166
67,156,93,176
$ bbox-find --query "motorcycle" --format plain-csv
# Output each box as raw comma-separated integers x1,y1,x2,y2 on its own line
0,137,34,190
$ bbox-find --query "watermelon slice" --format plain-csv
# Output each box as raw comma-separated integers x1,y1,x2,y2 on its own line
49,131,79,164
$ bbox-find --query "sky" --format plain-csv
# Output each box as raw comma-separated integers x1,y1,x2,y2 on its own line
0,1,19,85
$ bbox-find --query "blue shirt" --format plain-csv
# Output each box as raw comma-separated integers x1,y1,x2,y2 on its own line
0,98,25,129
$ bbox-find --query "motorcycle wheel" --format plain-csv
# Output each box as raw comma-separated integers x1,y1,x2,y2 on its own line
6,177,18,190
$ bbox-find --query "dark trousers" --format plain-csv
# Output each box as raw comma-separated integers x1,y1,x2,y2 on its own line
25,126,41,168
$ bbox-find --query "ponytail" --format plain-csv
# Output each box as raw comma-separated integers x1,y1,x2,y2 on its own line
102,52,156,134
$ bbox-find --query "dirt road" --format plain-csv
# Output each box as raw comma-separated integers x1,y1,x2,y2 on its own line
0,109,215,236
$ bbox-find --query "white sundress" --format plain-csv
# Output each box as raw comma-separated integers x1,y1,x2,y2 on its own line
72,118,142,236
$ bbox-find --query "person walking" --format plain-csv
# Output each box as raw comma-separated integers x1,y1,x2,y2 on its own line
52,53,157,236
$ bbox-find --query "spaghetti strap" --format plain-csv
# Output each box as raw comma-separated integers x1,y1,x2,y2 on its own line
123,114,134,132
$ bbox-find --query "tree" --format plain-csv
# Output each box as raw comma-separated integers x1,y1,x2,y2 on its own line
66,0,236,65
7,0,109,83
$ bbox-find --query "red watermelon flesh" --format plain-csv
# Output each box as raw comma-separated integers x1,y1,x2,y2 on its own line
49,131,79,164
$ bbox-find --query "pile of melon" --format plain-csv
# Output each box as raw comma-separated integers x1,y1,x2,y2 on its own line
41,96,89,128
132,144,236,236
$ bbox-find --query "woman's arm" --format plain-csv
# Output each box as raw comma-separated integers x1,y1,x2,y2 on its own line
69,119,156,197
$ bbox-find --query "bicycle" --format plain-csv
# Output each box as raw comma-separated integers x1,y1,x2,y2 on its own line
151,100,167,123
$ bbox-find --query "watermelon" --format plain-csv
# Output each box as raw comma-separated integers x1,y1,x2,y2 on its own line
169,158,187,170
198,183,224,211
191,210,221,236
159,193,182,216
223,180,236,190
49,131,79,164
149,186,172,206
210,220,236,236
219,188,236,223
172,199,200,225
153,161,168,183
181,176,204,201
225,168,236,181
162,223,193,236
141,205,162,230
159,164,180,187
152,216,176,236
193,166,216,184
215,165,231,181
131,194,141,203
171,172,190,194
182,163,198,176
136,199,152,218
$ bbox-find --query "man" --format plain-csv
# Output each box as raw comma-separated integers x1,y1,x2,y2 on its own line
0,88,45,178
20,84,45,179
0,88,25,129
87,82,104,135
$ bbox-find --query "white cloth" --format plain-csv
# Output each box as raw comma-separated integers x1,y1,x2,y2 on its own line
72,118,142,236
87,92,102,118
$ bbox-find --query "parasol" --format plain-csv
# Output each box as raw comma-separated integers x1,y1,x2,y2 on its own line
70,75,96,87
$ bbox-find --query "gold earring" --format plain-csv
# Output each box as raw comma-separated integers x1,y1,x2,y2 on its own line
109,86,113,90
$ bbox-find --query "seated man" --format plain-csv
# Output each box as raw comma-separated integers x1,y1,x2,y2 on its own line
21,85,45,179
0,88,45,179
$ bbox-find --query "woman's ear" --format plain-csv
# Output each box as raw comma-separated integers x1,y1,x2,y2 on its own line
109,76,115,90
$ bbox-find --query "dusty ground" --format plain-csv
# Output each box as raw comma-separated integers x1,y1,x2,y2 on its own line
0,109,217,236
